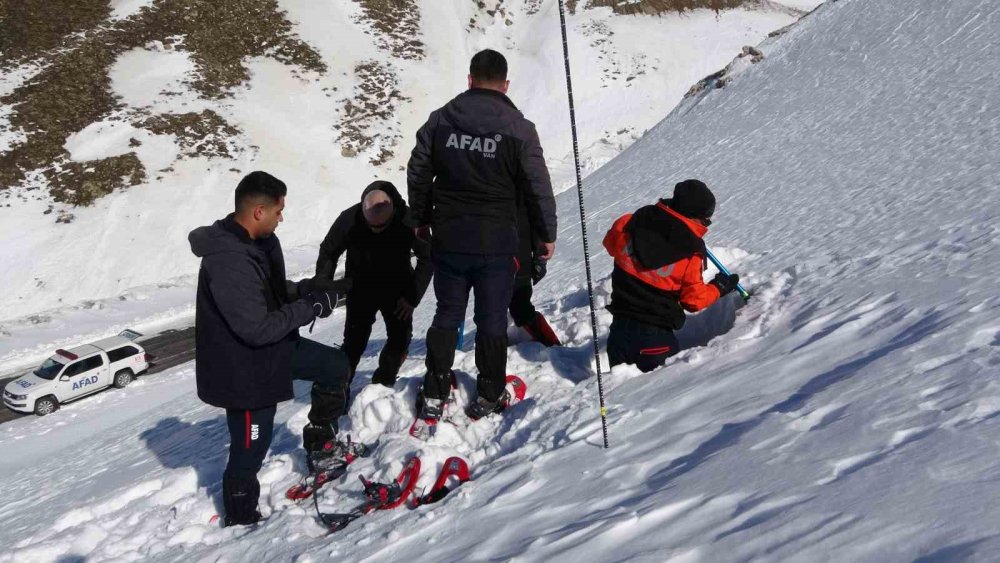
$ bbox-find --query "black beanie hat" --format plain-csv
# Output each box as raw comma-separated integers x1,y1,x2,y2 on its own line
668,179,715,220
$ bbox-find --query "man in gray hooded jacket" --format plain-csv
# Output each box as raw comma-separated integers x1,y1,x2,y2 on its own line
189,171,350,527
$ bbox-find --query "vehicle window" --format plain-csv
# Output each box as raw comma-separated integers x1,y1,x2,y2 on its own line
33,358,66,380
62,361,85,378
62,355,104,377
107,346,140,363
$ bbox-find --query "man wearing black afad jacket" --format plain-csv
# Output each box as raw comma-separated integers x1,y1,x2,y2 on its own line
314,181,432,388
189,171,350,527
407,49,557,420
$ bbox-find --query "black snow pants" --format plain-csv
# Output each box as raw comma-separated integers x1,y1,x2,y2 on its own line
607,316,680,373
341,289,412,387
222,338,349,523
424,251,516,403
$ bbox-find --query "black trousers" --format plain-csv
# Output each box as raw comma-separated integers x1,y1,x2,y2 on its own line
607,316,680,373
424,251,516,402
223,337,348,482
509,277,537,327
341,290,412,385
224,405,276,482
222,405,274,525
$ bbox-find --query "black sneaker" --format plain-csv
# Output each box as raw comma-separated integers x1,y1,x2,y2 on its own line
465,390,510,421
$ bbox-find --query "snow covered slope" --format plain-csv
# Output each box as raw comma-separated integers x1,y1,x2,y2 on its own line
3,0,999,561
0,0,807,325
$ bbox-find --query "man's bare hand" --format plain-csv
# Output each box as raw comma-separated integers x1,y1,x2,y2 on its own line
539,242,555,260
414,225,432,243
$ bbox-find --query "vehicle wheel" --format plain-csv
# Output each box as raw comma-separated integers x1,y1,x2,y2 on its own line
34,396,59,416
113,369,134,389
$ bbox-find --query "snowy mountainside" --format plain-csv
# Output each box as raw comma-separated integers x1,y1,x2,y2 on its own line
0,0,810,326
1,0,998,561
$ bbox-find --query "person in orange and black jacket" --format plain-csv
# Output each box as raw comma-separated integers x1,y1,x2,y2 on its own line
602,179,740,373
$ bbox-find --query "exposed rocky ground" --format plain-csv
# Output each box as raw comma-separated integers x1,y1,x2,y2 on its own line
0,0,323,206
0,0,800,213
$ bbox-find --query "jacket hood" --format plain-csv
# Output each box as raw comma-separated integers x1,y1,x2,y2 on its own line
189,214,273,258
626,200,707,269
441,88,522,136
361,180,405,208
659,200,709,238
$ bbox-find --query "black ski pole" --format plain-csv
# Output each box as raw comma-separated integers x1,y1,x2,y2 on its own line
557,0,609,449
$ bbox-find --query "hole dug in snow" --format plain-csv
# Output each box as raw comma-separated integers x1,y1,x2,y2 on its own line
676,291,747,351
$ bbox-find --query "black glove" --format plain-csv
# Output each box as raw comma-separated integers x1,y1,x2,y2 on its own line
308,290,338,318
327,277,353,295
302,276,353,298
531,257,548,285
710,272,740,296
297,277,316,297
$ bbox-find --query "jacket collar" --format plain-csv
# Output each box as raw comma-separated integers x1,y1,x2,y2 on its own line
464,87,518,110
656,201,708,238
221,213,253,243
221,213,280,254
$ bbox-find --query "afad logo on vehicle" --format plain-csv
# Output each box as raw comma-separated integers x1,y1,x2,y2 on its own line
72,376,100,391
446,133,501,158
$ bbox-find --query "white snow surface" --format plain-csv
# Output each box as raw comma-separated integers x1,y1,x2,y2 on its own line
109,0,156,21
0,0,803,324
3,0,1000,561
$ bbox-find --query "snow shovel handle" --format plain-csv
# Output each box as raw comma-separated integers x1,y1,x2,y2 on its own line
705,248,750,301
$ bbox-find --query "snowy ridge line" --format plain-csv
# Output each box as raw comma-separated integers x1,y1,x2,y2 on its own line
676,0,830,120
757,0,811,18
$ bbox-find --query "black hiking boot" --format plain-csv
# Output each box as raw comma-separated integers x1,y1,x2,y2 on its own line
465,389,511,421
302,422,338,456
419,396,446,421
370,368,397,389
222,474,262,527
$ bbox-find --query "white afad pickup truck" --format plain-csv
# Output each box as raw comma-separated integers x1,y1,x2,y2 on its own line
3,330,151,416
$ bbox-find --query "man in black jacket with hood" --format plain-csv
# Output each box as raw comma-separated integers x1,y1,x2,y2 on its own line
315,180,432,389
189,171,350,527
407,49,557,421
